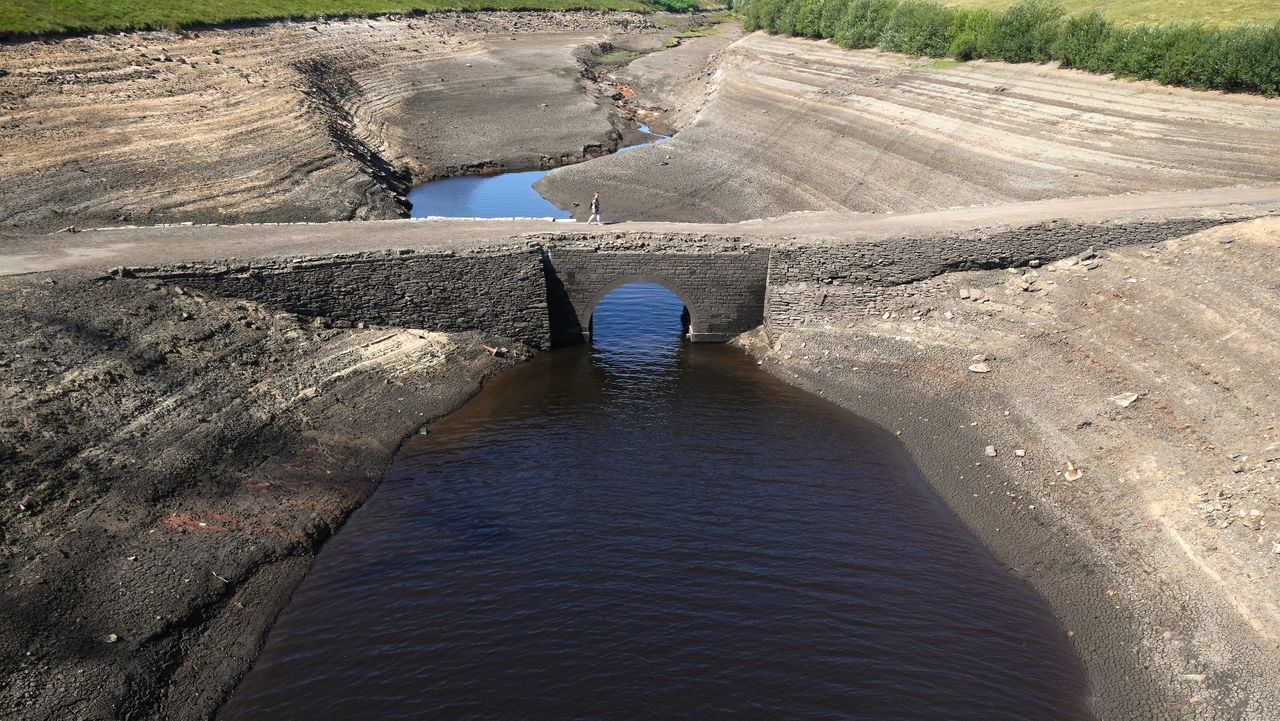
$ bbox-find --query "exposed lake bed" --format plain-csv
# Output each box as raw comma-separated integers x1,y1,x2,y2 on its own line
1,8,1278,721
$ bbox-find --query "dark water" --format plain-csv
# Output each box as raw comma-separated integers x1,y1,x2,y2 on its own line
407,125,668,219
220,284,1090,721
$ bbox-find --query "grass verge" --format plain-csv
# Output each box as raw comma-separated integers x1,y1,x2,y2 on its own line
942,0,1280,27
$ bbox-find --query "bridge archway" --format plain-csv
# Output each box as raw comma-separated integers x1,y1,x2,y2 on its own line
542,248,769,347
581,276,696,342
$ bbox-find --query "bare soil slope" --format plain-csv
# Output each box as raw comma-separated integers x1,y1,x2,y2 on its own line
744,217,1280,720
0,11,655,234
539,32,1280,222
0,270,529,720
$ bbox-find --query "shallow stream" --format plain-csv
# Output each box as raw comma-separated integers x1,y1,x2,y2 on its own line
406,124,667,219
219,284,1091,721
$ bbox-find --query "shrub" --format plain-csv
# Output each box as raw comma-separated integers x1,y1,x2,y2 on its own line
794,0,825,37
947,8,998,60
1052,11,1113,71
819,0,851,39
985,0,1065,63
877,1,956,57
832,0,897,49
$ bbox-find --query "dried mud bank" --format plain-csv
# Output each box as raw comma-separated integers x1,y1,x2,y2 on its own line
0,11,662,236
0,267,536,720
540,32,1280,223
741,218,1280,720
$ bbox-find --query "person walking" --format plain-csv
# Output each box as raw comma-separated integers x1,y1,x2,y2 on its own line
587,192,602,225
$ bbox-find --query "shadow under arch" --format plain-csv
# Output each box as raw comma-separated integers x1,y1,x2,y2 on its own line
582,276,695,344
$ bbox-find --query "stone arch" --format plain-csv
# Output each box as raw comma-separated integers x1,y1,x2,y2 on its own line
581,275,698,341
542,247,770,347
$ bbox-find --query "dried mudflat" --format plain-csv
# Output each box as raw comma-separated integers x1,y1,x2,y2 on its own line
2,11,1280,721
540,31,1280,222
0,11,663,236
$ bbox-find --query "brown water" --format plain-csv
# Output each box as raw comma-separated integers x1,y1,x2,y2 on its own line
219,283,1091,721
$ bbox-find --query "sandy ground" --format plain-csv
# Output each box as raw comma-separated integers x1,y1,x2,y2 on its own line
741,217,1280,721
0,11,663,235
539,32,1280,223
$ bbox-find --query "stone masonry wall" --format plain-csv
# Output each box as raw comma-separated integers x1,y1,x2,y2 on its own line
765,217,1236,332
545,247,770,343
126,249,551,348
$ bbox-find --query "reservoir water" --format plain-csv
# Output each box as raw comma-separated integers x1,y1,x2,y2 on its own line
219,283,1091,721
407,125,668,219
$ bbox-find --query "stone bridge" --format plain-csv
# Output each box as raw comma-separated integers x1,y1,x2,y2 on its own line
542,247,770,345
108,196,1270,350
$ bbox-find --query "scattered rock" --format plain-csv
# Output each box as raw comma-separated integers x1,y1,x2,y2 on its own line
968,362,991,373
1014,449,1026,458
985,445,998,457
1064,458,1083,482
104,634,118,644
1109,392,1140,408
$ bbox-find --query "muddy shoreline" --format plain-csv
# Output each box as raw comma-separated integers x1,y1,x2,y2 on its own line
0,267,536,719
738,218,1280,720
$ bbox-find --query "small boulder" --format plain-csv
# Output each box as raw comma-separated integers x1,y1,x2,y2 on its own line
1109,392,1140,408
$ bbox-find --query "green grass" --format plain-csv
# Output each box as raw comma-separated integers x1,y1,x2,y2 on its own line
941,0,1280,27
663,14,726,45
0,0,670,37
594,46,647,63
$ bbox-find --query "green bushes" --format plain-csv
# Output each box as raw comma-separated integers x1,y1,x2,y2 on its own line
733,0,1280,95
832,0,896,48
879,1,956,56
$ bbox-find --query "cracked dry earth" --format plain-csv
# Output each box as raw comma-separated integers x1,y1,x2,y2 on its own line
745,218,1280,721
